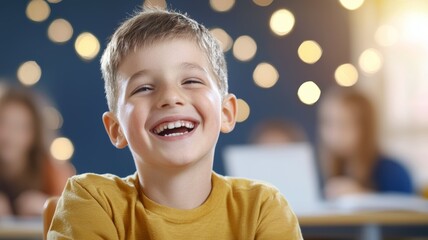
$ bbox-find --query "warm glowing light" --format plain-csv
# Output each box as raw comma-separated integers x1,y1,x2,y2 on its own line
253,0,273,7
236,99,250,122
74,32,100,60
233,35,257,61
48,18,73,43
210,0,235,12
50,137,74,161
43,106,63,130
47,0,62,3
339,0,365,11
335,63,358,87
270,9,295,36
210,28,233,52
298,81,321,105
375,25,398,47
26,0,51,22
358,48,383,74
298,40,322,64
401,13,428,45
143,0,167,9
253,62,279,88
17,61,42,86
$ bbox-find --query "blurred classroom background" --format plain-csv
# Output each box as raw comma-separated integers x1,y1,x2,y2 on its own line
1,0,428,239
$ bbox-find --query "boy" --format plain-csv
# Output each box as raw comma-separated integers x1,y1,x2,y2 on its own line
48,8,302,239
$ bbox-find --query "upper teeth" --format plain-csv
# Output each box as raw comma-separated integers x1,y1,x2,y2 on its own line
153,120,195,134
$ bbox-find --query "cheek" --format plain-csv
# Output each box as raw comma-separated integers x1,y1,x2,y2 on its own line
0,124,34,158
120,102,149,144
321,123,345,148
344,125,361,146
194,89,222,128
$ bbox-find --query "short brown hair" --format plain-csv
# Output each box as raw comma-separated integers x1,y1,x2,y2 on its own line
100,8,228,112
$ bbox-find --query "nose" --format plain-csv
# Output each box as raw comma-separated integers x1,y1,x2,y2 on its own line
156,85,186,109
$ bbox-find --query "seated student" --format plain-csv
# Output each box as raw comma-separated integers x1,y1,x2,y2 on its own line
0,86,75,217
318,88,413,199
48,8,302,239
250,119,306,145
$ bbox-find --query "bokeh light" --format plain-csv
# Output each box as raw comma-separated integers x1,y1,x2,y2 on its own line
253,62,279,88
50,137,74,161
210,28,233,52
375,25,399,47
74,32,100,60
358,48,383,74
270,9,295,36
236,99,250,123
335,63,359,87
26,0,51,22
233,35,257,61
143,0,167,9
297,81,321,105
47,0,62,3
17,61,42,86
339,0,365,11
401,12,428,45
253,0,273,7
43,106,64,130
298,40,323,64
210,0,235,12
48,18,73,43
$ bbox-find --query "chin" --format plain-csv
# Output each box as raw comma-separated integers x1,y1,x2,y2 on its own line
155,150,207,168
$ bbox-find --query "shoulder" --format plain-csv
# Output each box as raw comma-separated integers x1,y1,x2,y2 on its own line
374,156,414,193
375,156,409,174
214,174,302,238
67,172,139,196
215,173,284,203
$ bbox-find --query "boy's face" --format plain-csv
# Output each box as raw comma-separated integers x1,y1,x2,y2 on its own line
103,39,236,169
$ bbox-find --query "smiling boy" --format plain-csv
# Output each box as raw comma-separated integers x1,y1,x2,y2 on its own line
48,9,302,239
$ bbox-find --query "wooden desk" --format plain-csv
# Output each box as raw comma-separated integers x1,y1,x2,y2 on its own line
0,218,42,239
298,211,428,240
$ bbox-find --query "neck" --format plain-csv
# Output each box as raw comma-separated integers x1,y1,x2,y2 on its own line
136,154,213,210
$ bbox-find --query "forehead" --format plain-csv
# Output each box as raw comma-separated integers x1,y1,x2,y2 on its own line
117,38,211,78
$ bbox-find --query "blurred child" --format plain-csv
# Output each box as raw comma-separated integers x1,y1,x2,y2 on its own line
250,119,306,145
318,88,413,199
0,86,74,217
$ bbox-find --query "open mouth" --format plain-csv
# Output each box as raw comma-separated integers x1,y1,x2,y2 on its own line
151,120,196,137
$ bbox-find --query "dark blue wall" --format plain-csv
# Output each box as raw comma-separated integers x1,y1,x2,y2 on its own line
0,0,350,177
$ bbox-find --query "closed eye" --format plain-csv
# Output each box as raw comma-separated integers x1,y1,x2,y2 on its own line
131,85,154,95
183,79,204,85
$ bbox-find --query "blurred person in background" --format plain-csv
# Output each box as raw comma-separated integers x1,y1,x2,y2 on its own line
318,88,413,199
250,119,306,145
0,86,74,217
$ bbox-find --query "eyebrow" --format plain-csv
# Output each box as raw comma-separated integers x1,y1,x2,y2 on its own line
128,62,209,83
128,69,149,83
179,62,209,75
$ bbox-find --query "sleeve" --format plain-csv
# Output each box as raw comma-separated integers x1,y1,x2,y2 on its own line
255,190,303,240
47,178,119,240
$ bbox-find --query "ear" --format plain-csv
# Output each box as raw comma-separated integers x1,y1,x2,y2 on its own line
102,112,128,149
220,94,237,133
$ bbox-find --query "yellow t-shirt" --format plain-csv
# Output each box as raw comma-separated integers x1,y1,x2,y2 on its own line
48,172,302,239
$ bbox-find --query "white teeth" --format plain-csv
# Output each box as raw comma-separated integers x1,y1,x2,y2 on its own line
153,120,196,135
164,131,189,137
